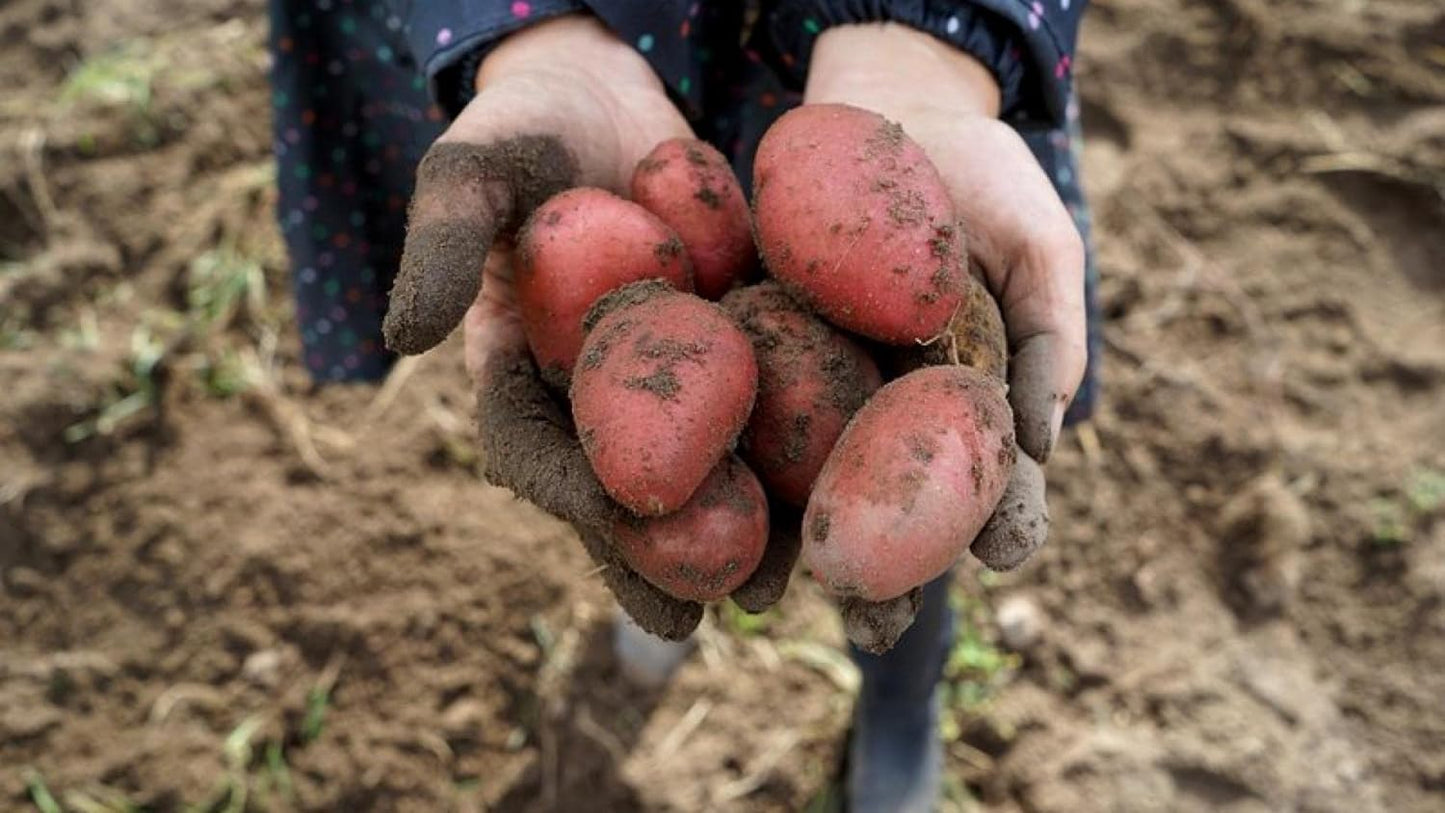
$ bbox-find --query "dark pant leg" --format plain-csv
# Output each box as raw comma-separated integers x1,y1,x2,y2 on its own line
269,0,444,382
848,573,954,812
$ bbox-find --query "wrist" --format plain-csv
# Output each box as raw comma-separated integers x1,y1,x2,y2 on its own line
478,15,639,93
807,23,1001,118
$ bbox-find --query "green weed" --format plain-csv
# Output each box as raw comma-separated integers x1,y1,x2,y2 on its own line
24,770,61,813
197,348,254,399
62,786,142,813
938,584,1020,740
187,246,267,329
61,239,276,442
719,599,778,637
63,323,167,442
189,715,264,813
1370,467,1445,546
62,43,157,111
258,741,295,806
61,42,165,146
1371,498,1410,546
1407,468,1445,515
302,685,330,744
1,325,34,350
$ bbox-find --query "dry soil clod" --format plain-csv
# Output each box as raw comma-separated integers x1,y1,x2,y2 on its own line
838,589,923,654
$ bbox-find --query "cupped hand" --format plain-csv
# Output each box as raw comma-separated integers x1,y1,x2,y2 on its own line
383,16,798,638
807,23,1087,465
802,25,1083,642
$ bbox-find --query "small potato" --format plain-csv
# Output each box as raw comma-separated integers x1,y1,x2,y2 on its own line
880,275,1009,382
802,365,1015,602
572,281,758,516
722,282,882,505
516,188,693,385
632,139,757,300
614,455,769,601
753,104,965,345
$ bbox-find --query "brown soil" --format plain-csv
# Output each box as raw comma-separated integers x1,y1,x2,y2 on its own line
385,136,578,355
3,1,1444,812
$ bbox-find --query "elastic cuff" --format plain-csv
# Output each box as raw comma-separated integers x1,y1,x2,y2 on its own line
761,1,1041,124
421,1,586,120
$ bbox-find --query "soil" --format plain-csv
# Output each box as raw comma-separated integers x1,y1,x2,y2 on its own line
3,0,1444,812
385,136,578,356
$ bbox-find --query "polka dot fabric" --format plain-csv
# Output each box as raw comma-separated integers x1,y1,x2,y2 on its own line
270,0,445,382
759,0,1088,129
269,0,1096,422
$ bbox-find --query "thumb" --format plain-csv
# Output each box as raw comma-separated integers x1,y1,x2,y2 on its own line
928,120,1088,462
383,16,691,356
383,131,575,356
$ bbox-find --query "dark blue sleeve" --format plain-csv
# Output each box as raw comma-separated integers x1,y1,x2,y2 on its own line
758,0,1087,129
396,1,719,120
396,1,583,118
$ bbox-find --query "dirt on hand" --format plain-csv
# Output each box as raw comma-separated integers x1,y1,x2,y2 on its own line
730,501,804,614
3,0,1445,811
384,136,578,356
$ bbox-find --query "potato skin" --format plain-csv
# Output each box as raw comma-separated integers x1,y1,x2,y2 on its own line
516,188,693,384
802,365,1016,601
632,139,757,300
881,275,1009,382
721,282,882,506
614,455,769,601
753,104,965,345
572,281,758,516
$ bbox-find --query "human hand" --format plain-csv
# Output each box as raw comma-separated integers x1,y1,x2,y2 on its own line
803,24,1084,645
382,16,798,639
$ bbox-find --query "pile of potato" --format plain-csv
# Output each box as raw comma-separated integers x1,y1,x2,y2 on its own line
514,105,1019,649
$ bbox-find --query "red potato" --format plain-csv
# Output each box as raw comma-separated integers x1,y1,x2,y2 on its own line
614,454,769,601
802,365,1015,602
572,281,758,516
752,104,966,344
632,139,756,300
515,188,693,385
721,282,883,505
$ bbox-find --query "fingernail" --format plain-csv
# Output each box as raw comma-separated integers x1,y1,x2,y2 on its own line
1049,401,1066,453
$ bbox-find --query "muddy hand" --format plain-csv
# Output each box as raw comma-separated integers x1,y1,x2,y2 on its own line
906,280,1052,572
805,25,1082,649
807,24,1087,465
731,501,803,614
473,271,796,631
383,14,694,356
389,15,709,638
477,333,703,640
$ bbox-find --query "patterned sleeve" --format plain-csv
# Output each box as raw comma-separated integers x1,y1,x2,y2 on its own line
395,1,726,120
758,0,1087,129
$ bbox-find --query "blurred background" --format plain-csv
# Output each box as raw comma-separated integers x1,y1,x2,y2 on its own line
2,0,1443,810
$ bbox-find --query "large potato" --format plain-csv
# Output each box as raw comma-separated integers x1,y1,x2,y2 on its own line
721,282,882,505
515,188,693,385
802,365,1015,601
632,138,757,300
613,455,769,601
752,104,965,344
572,281,758,516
